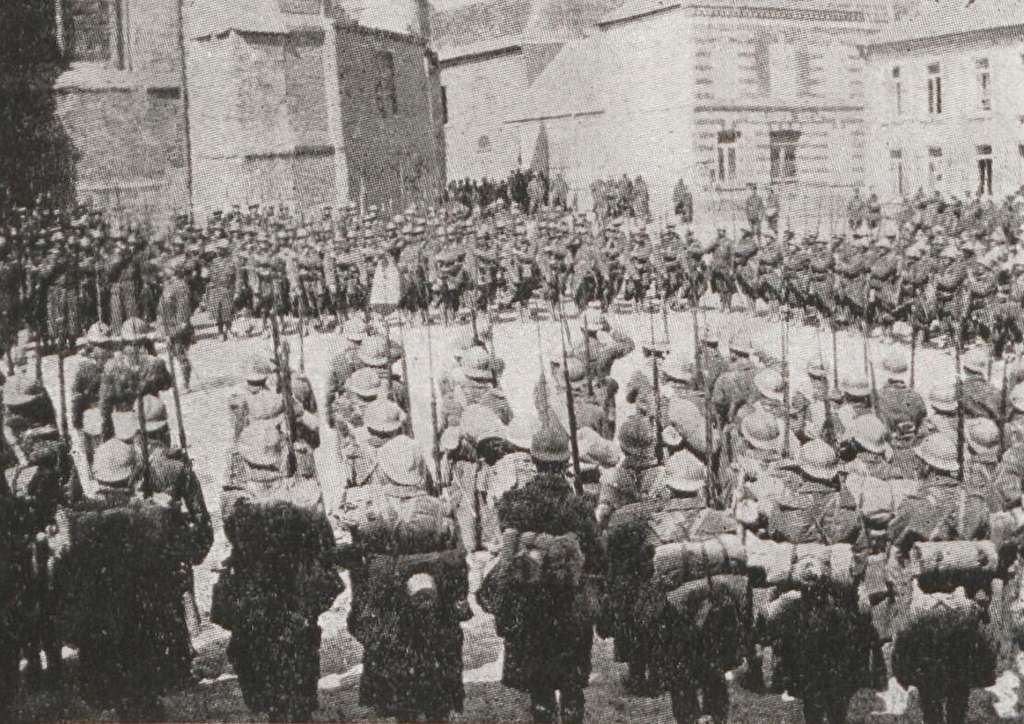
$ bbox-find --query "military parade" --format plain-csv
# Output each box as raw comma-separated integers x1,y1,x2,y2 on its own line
0,177,1023,724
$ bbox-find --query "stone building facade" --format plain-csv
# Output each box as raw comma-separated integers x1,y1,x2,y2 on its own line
54,0,189,219
433,0,621,185
52,0,445,222
436,0,900,226
861,2,1024,203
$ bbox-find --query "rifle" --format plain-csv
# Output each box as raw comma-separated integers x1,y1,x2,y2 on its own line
425,316,443,494
648,306,665,465
269,312,297,476
136,392,152,498
781,309,791,460
779,223,791,459
692,305,718,504
486,307,499,389
910,327,917,390
296,279,307,374
1000,353,1012,456
56,346,69,447
951,320,965,483
831,320,839,389
581,307,596,399
868,360,879,414
557,297,584,493
397,317,413,436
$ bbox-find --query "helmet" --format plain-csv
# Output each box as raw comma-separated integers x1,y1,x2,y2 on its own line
740,412,781,451
928,382,958,414
847,414,889,455
618,414,656,458
754,368,785,401
914,433,959,473
797,440,840,480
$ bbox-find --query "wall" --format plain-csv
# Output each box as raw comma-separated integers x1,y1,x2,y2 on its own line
440,48,530,182
599,11,693,218
864,31,1024,202
189,31,301,213
55,84,188,220
337,28,445,208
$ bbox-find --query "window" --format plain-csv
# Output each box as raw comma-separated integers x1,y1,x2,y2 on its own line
890,149,904,196
441,86,448,124
769,129,800,182
928,146,943,188
375,51,398,118
927,62,942,114
892,66,902,115
716,130,738,184
976,58,991,111
977,144,993,196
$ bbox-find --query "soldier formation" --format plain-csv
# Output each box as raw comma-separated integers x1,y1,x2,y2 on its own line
2,181,1024,724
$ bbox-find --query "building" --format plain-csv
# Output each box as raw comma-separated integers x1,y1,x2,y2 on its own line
52,0,445,222
54,0,189,218
435,0,900,226
862,1,1024,203
432,0,621,186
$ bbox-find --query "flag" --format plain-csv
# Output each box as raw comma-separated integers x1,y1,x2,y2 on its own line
369,259,401,315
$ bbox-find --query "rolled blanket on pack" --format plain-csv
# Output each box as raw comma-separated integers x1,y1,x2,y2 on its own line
353,497,458,555
746,539,858,591
989,511,1022,560
666,573,750,614
364,548,469,610
910,540,998,590
845,476,917,529
652,535,746,590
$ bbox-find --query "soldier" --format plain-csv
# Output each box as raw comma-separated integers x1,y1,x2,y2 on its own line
214,419,341,722
108,231,143,332
596,414,664,529
204,238,237,341
836,374,872,432
841,414,904,480
738,441,872,724
888,433,995,724
70,322,115,468
0,234,22,374
98,318,172,441
339,435,469,720
654,455,749,724
964,418,1009,513
4,389,81,690
0,493,34,718
876,351,927,440
744,184,765,238
50,439,195,720
158,261,194,392
711,334,759,424
441,345,513,430
331,367,382,464
922,382,959,438
324,317,368,430
673,179,694,225
41,230,80,352
572,307,633,435
479,418,604,724
962,348,1002,422
227,357,277,442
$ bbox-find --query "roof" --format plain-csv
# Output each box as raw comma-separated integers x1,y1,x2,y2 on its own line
55,62,180,92
506,37,606,121
598,0,677,26
188,0,290,39
600,0,892,27
867,1,1024,47
432,0,622,59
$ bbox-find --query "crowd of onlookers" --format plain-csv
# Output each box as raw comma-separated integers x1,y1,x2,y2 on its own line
444,169,653,221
